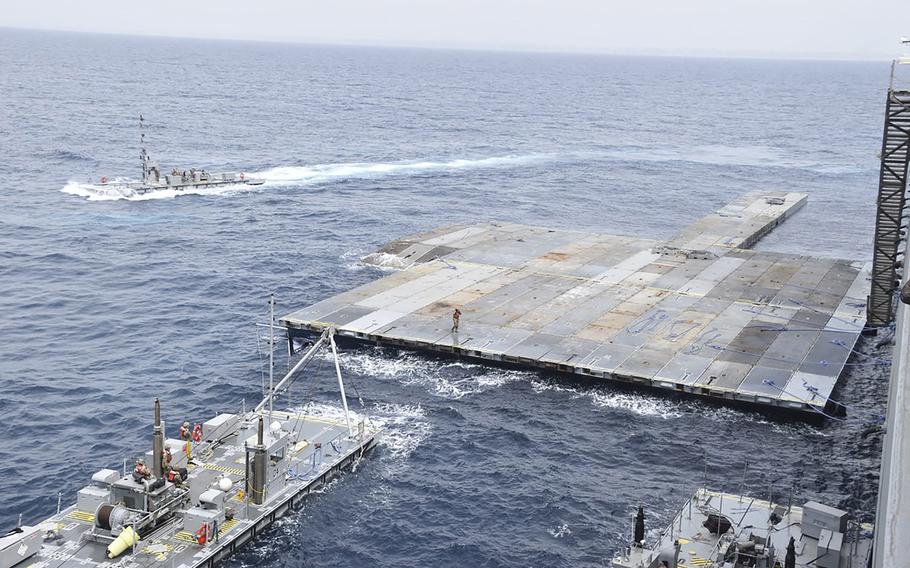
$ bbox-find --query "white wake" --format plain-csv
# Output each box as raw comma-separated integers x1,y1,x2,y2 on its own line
61,153,552,201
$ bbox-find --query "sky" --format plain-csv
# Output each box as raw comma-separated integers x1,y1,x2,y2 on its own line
1,0,907,60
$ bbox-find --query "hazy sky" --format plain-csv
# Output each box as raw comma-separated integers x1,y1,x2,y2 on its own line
2,0,907,60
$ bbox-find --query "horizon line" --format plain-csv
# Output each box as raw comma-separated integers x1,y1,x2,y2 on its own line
0,25,897,64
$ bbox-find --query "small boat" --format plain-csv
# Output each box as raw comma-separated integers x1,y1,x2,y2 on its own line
95,115,263,197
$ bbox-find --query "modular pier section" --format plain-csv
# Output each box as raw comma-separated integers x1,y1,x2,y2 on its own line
13,410,379,568
283,192,871,415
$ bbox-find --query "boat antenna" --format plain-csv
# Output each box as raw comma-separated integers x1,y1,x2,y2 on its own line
268,293,275,421
139,114,148,183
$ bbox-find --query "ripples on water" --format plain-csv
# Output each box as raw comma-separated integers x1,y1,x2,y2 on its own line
0,28,890,567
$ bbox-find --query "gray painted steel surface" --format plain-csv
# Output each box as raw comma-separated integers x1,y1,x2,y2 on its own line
873,231,910,568
13,410,378,568
611,488,872,568
283,191,870,414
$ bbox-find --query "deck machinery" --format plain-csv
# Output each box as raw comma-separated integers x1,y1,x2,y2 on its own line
0,329,379,568
613,488,873,568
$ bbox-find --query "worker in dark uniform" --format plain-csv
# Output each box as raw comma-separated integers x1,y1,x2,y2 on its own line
132,459,151,483
451,308,462,333
179,421,191,441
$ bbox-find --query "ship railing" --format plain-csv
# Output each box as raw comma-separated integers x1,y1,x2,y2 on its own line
286,428,361,481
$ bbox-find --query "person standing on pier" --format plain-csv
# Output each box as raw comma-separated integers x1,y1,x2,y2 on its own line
451,308,462,333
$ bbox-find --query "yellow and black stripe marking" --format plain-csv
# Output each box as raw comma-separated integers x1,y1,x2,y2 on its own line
67,510,94,523
199,462,245,477
174,531,197,544
219,518,240,535
175,518,242,545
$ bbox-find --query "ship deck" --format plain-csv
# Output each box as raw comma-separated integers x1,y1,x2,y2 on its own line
282,191,870,415
22,411,378,568
611,488,873,568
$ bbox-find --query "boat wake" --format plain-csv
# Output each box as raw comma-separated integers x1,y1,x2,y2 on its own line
295,400,431,461
258,153,551,186
60,145,861,202
329,348,531,400
61,153,553,201
530,380,685,419
60,178,253,202
597,143,869,174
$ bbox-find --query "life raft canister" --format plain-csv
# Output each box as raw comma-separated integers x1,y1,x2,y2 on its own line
192,423,203,443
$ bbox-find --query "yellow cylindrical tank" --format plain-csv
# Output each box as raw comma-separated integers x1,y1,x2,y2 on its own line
107,525,140,558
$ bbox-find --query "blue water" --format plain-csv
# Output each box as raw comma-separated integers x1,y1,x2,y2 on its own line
0,28,891,567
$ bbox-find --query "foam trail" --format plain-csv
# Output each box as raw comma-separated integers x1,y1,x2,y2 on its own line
327,348,530,400
292,400,431,461
530,380,684,419
60,179,252,202
597,144,869,174
348,251,411,272
61,153,554,201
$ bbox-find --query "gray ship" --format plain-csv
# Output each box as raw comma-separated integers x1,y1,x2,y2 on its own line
0,325,379,568
95,115,263,197
612,488,873,568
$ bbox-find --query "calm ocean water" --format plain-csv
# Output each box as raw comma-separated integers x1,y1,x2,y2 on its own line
0,28,892,567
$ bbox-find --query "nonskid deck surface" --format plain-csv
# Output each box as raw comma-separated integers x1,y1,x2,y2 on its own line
282,191,870,414
17,410,378,568
611,488,873,568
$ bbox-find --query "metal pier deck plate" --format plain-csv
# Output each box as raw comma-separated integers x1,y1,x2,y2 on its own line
283,192,870,414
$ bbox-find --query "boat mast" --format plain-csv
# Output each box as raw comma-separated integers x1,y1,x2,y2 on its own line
139,114,148,183
268,293,275,421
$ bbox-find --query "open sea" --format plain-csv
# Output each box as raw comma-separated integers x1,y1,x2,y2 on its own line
0,28,892,567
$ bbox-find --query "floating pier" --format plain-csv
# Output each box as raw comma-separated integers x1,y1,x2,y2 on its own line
4,331,379,568
282,192,870,415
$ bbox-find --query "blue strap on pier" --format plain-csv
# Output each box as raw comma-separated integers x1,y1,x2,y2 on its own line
760,379,884,425
759,379,845,421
